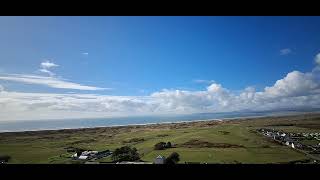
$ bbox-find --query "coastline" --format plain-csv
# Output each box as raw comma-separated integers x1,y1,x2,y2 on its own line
1,111,319,134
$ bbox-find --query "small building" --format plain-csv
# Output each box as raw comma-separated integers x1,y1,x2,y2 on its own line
154,155,166,164
291,143,295,149
78,155,88,160
71,153,78,158
285,141,290,146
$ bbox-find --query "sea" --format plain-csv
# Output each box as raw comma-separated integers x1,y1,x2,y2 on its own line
0,110,315,132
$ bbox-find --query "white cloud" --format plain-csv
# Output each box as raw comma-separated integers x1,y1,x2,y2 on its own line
207,83,223,92
0,84,4,92
40,60,59,69
0,91,154,121
280,48,292,55
315,53,320,65
82,52,89,55
39,60,59,76
263,71,319,98
193,79,216,84
0,74,109,91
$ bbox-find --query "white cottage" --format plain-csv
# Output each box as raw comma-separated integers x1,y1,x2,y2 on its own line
285,141,290,146
78,155,88,160
71,153,78,158
154,155,166,164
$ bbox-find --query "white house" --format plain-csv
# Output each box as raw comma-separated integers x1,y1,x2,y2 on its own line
154,155,166,164
285,141,290,146
71,153,78,158
78,155,88,160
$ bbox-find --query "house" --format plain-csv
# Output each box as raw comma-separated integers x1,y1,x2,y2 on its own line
71,153,78,158
78,155,88,160
285,141,290,146
154,155,166,164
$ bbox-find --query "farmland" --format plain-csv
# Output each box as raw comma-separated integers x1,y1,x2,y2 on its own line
1,113,320,164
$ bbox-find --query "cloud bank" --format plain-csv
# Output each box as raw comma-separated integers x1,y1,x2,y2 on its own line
0,74,108,91
0,60,108,91
0,53,320,121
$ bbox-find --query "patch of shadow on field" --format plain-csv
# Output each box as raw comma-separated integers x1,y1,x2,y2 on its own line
278,159,313,164
266,123,295,127
218,131,230,135
260,145,271,148
68,139,97,145
156,134,169,137
122,138,145,144
179,139,245,148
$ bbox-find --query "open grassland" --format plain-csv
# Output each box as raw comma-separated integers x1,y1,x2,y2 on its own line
1,113,320,164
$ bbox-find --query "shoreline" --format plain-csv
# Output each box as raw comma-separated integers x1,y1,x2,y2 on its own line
1,112,319,134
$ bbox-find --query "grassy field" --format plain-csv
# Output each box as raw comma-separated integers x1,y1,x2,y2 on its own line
1,113,320,164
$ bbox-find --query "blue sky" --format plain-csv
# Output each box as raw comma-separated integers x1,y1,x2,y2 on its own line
1,16,320,121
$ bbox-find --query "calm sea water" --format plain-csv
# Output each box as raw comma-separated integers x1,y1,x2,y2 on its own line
0,111,304,132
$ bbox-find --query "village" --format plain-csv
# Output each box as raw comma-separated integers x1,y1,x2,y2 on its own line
257,128,320,161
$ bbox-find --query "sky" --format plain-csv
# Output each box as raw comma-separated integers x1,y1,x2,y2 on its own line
0,16,320,121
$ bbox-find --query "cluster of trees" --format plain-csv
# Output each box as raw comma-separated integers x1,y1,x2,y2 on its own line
154,141,172,150
111,146,140,162
0,155,11,163
165,152,180,164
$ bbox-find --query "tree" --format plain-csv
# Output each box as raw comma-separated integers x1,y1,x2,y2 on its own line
166,152,180,164
0,155,11,162
166,142,172,148
111,146,140,162
154,142,167,150
75,148,85,156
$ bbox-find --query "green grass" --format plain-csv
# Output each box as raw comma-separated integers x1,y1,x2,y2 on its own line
300,139,319,146
1,114,319,164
